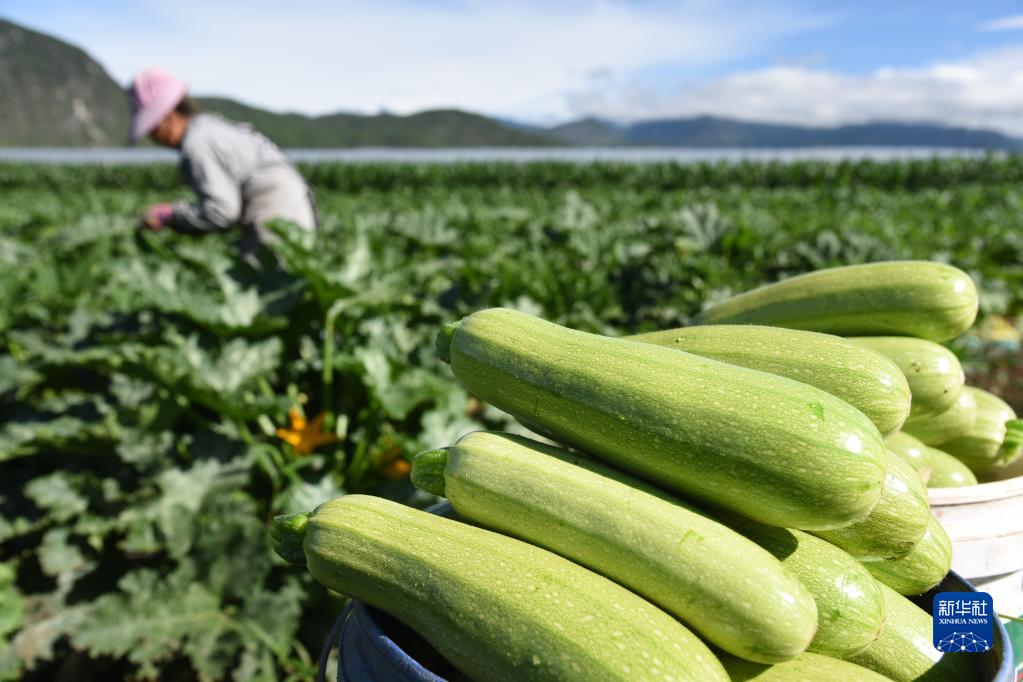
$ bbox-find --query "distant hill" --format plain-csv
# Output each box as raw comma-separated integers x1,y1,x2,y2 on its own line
0,19,129,146
620,116,1021,149
195,98,557,147
0,18,554,148
1,17,1020,150
548,117,627,146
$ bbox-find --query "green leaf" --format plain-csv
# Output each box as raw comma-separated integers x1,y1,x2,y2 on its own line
108,374,157,409
71,569,225,680
189,495,273,600
0,356,41,397
0,415,103,462
118,458,250,558
8,596,88,669
143,336,285,418
235,577,305,665
354,347,454,419
0,641,19,682
24,472,89,522
38,529,95,593
111,257,287,334
115,428,174,469
0,564,24,640
277,476,345,516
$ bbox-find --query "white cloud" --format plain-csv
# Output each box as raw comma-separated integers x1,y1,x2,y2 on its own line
15,1,1021,134
978,14,1023,31
570,45,1023,136
10,0,831,119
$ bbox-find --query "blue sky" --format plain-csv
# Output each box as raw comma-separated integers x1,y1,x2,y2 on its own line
4,0,1023,132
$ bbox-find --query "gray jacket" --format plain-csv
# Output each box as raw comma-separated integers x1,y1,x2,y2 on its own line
168,113,316,240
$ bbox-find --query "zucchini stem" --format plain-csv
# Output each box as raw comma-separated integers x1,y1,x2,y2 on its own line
435,322,458,364
411,448,450,497
271,512,312,565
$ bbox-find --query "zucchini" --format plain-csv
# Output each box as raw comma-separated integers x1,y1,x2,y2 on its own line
941,387,1017,473
846,583,973,682
272,495,728,682
861,514,952,596
412,431,818,663
902,388,978,445
884,431,928,478
812,448,929,560
923,446,978,487
438,308,886,530
628,325,910,437
886,432,977,487
996,418,1023,470
846,337,964,415
719,515,885,658
694,261,978,342
716,650,891,682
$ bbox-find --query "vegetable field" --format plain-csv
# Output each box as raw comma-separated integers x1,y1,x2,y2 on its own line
2,157,1023,681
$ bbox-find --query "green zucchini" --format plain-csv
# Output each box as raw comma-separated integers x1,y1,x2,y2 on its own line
885,432,978,487
923,446,978,487
628,325,910,437
996,418,1023,470
846,583,973,682
412,431,818,663
272,495,728,682
941,387,1018,473
902,388,978,445
694,261,978,342
884,431,928,478
812,448,930,560
719,515,885,658
438,308,886,530
716,650,891,682
861,514,952,596
846,337,964,415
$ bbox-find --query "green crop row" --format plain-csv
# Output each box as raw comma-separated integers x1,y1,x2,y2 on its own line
4,154,1023,192
1,160,1021,681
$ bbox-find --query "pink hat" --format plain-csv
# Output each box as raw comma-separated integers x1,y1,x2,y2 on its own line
127,67,188,143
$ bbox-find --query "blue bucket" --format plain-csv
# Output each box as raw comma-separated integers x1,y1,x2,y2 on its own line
324,502,1014,681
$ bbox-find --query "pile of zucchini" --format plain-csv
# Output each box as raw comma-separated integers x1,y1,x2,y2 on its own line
273,261,1016,682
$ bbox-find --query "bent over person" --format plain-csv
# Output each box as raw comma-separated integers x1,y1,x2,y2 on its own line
128,66,317,262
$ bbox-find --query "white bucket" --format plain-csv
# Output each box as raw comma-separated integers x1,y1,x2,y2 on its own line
930,474,1023,618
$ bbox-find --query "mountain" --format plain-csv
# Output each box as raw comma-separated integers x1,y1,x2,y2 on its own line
562,115,1021,150
195,98,557,147
548,118,626,146
1,17,1020,150
0,19,129,146
0,18,553,148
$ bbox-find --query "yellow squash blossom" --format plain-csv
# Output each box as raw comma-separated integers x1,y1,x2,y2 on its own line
381,457,411,480
276,408,340,455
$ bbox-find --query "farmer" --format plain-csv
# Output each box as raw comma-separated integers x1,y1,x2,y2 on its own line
128,67,317,261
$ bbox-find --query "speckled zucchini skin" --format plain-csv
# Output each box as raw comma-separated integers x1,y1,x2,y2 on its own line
885,431,929,475
923,446,978,487
720,515,886,658
812,448,930,560
629,325,910,437
903,388,978,445
716,650,892,681
846,584,972,682
941,387,1017,473
413,431,817,664
439,308,886,531
275,495,728,682
694,261,978,342
860,514,952,596
887,432,977,487
846,337,965,416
